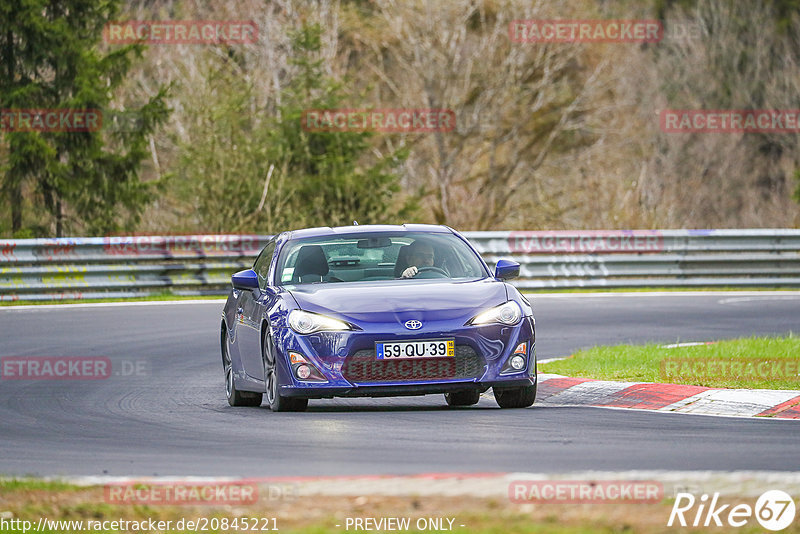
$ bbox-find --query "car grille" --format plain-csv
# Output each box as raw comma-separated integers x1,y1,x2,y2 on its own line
342,345,485,383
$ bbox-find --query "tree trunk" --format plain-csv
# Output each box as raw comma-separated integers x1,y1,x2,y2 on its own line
11,182,22,233
56,197,63,237
5,28,22,233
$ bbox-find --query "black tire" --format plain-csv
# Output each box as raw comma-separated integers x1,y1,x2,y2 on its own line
263,327,308,412
444,389,481,407
222,327,262,407
494,383,537,409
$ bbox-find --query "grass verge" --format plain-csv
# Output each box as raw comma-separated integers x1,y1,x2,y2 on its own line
523,286,800,294
0,293,226,307
0,479,792,534
540,335,800,389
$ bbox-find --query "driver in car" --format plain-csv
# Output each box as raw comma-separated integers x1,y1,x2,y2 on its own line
401,240,437,278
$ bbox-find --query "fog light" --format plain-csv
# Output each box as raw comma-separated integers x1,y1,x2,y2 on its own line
296,365,311,379
510,355,526,370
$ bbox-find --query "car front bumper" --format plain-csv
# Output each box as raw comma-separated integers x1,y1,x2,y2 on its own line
275,316,536,399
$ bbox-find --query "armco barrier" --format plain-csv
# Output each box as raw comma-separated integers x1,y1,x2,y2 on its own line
1,230,799,301
0,235,269,301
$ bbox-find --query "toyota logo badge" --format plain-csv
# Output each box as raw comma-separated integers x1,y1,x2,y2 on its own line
404,320,423,330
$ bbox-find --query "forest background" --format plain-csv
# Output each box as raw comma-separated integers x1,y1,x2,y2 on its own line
2,0,800,238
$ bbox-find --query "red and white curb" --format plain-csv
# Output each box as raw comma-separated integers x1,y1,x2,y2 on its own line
536,374,800,419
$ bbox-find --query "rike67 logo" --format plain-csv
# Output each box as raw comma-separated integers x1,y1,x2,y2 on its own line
668,490,796,531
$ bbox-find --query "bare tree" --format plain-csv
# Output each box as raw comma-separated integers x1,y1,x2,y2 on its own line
104,0,800,233
363,0,613,229
630,0,800,227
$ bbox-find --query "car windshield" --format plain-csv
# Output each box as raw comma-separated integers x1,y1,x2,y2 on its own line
276,232,488,285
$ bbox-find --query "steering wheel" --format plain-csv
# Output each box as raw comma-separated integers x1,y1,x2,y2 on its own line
416,266,449,278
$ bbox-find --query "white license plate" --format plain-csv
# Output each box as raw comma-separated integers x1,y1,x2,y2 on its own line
376,339,455,359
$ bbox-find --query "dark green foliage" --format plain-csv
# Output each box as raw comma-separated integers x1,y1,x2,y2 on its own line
0,0,169,236
176,23,414,234
272,24,414,228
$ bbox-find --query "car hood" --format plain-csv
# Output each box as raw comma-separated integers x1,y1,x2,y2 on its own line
287,279,508,324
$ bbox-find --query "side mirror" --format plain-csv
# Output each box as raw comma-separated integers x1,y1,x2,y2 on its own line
232,269,259,290
494,259,520,281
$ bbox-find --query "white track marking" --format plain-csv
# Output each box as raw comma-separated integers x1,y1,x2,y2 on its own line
537,357,570,364
528,290,800,299
542,379,638,405
663,389,800,417
660,341,717,349
718,295,800,304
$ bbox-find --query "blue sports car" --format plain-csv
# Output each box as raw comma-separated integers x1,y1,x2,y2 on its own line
221,224,536,411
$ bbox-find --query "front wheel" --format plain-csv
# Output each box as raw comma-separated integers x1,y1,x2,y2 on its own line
494,383,536,409
263,327,308,412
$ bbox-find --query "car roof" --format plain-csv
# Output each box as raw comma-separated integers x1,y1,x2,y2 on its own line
286,224,453,240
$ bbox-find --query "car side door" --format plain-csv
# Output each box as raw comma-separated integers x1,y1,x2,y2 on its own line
238,239,276,380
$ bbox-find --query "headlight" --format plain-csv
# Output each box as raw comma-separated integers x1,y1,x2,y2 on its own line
469,301,522,326
288,310,351,334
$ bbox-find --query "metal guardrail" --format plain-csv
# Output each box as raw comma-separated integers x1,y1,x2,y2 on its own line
471,229,800,289
0,235,268,301
1,230,799,301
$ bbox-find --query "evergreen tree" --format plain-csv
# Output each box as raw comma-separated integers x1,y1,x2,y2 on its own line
0,0,168,237
177,23,414,233
271,24,414,228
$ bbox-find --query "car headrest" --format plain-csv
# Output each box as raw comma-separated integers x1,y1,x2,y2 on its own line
293,245,329,282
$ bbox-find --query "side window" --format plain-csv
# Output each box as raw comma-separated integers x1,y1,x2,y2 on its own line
253,240,276,289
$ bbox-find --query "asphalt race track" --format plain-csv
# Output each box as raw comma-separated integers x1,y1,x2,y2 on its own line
0,292,798,477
